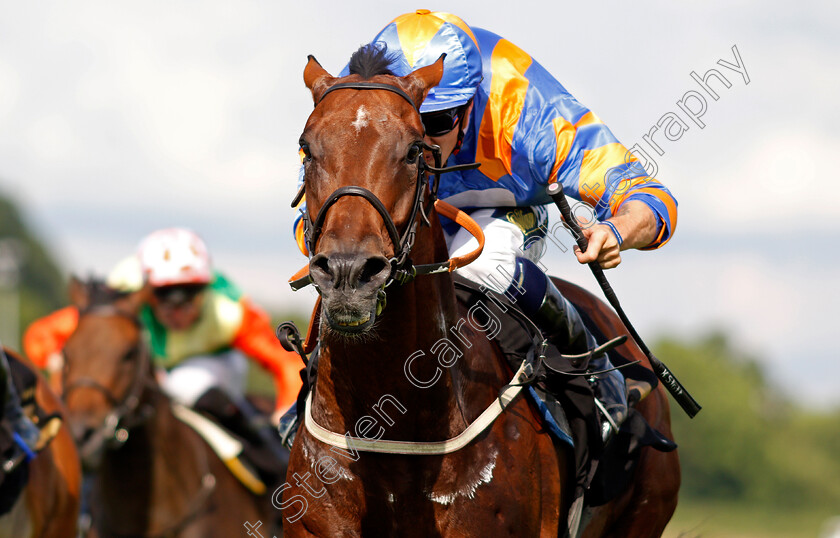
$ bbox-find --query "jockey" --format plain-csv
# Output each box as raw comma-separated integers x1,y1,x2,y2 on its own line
293,11,678,439
24,228,302,458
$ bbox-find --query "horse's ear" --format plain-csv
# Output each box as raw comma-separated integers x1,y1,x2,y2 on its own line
68,275,89,311
304,55,337,104
121,284,151,316
400,53,446,109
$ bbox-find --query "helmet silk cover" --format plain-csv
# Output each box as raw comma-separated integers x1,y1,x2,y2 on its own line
138,228,212,287
349,10,483,113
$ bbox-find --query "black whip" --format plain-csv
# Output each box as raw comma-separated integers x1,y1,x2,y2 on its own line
546,182,701,418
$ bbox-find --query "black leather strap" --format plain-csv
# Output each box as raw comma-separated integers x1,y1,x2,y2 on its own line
310,186,402,254
317,82,417,111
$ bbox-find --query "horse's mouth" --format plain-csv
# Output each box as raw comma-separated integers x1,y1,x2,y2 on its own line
323,306,377,335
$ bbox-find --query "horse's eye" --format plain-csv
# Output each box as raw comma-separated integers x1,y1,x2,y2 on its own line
406,143,421,163
122,348,135,362
299,139,312,163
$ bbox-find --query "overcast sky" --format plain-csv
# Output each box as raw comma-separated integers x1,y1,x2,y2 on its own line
1,1,838,407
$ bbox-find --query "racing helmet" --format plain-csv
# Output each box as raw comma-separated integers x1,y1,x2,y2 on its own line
367,10,483,113
137,228,212,288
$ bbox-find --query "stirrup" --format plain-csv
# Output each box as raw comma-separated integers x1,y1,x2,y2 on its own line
593,397,626,443
558,335,628,369
542,335,629,375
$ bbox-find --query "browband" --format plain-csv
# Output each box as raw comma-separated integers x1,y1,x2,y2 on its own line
317,82,417,111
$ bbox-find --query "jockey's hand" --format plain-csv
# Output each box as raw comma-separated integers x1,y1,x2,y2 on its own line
574,223,622,269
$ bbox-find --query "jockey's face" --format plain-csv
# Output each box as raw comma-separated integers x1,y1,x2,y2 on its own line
422,100,473,166
149,285,206,331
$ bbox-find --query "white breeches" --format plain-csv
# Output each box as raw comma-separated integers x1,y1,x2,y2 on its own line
160,349,248,407
444,207,547,293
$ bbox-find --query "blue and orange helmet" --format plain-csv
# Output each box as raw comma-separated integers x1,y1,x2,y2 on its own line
367,10,483,113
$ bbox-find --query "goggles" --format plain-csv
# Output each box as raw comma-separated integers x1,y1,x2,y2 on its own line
152,283,207,307
421,105,465,137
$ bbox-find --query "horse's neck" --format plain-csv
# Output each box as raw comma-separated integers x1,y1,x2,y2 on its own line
314,221,475,441
97,390,207,528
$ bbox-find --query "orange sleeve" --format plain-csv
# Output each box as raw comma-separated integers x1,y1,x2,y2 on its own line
232,298,304,412
22,306,79,369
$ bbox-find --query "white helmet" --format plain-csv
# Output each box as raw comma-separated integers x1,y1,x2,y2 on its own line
138,228,212,287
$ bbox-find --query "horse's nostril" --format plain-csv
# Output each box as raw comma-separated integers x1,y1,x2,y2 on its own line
359,257,390,285
310,254,334,284
310,253,391,292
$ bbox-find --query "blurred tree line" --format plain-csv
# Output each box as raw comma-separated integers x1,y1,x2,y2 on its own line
0,192,66,349
660,332,840,510
3,191,839,512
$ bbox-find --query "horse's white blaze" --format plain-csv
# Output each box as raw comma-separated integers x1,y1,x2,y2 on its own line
352,106,369,133
427,449,497,505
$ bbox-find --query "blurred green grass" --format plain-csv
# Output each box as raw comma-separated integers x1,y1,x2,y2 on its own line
664,499,838,538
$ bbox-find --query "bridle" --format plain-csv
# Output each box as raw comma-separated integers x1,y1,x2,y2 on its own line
290,81,481,292
62,306,156,459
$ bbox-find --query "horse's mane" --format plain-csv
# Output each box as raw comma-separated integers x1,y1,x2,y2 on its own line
348,43,397,79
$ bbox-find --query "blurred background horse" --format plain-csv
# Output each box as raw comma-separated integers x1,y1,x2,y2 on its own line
60,280,281,537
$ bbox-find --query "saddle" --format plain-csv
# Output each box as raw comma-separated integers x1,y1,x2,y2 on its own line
172,404,268,496
186,389,288,496
0,352,64,515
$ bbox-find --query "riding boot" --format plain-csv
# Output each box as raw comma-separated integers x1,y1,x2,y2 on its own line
0,347,39,461
507,258,627,442
193,388,289,482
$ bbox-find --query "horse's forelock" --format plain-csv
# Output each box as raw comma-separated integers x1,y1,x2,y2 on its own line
348,43,397,79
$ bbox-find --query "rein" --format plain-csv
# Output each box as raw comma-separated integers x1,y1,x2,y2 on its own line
290,80,484,292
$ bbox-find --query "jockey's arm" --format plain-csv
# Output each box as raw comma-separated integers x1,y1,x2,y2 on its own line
231,298,304,414
22,306,79,371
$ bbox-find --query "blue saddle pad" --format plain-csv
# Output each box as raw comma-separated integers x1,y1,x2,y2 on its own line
525,386,574,448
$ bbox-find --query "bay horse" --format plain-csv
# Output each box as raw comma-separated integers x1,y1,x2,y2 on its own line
283,50,679,537
60,280,280,537
0,348,80,537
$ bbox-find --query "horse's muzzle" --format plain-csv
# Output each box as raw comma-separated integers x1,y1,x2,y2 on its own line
309,252,391,335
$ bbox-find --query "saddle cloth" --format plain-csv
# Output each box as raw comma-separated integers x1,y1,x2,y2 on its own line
171,404,267,495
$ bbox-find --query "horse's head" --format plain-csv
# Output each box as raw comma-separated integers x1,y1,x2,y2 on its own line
61,276,150,468
300,47,444,336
